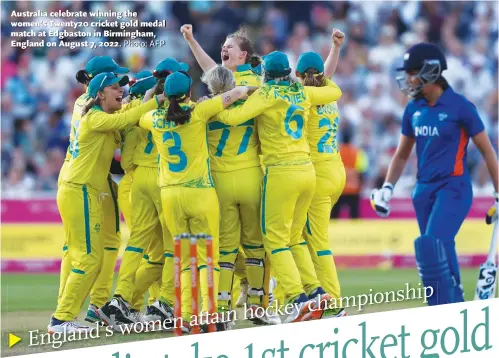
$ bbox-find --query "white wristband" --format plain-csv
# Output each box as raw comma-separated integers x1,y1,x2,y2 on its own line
383,182,394,191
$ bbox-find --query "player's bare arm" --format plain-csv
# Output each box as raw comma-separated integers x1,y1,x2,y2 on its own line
180,24,217,72
324,28,345,78
472,130,498,193
385,134,415,186
221,86,249,108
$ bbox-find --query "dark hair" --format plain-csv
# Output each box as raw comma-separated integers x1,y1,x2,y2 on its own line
227,28,262,68
299,68,324,87
435,76,449,90
414,75,449,101
166,95,193,126
76,69,90,85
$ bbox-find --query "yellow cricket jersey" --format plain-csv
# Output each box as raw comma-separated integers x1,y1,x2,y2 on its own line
308,80,341,163
207,64,262,172
216,80,342,167
119,97,144,171
62,98,159,191
133,126,159,168
133,100,197,168
120,126,138,171
139,97,226,188
65,92,91,163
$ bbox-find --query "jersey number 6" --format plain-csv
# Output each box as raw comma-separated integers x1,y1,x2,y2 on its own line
284,104,304,139
162,131,187,172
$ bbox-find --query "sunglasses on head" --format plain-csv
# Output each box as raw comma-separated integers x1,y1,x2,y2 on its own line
153,69,173,79
129,75,154,88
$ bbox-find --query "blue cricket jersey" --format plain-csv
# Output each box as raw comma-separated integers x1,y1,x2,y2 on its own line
401,87,485,183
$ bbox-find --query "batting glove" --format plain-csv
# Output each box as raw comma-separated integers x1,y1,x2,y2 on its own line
485,192,499,225
370,183,394,218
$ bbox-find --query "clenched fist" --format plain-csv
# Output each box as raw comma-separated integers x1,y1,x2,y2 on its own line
332,28,345,47
180,24,194,42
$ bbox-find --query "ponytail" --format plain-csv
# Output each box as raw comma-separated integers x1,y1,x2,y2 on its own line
80,97,97,116
435,76,449,90
76,69,91,85
248,54,262,68
166,95,193,126
302,69,324,87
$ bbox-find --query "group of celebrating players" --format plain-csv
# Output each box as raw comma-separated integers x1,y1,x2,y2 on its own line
49,21,498,336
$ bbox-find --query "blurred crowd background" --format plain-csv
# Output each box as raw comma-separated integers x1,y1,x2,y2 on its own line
2,1,498,199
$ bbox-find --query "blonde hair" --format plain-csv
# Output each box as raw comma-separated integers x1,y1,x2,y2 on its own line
80,97,97,116
201,66,236,95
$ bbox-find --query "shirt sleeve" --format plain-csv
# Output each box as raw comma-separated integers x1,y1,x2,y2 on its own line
118,98,142,113
87,98,159,131
401,106,414,138
305,79,342,105
139,112,154,131
195,96,224,122
120,125,138,172
459,99,485,137
216,90,270,126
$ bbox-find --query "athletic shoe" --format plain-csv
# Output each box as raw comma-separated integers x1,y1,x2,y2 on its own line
283,293,323,324
308,287,334,311
129,309,145,324
97,296,135,331
84,304,102,324
145,300,191,332
246,304,281,326
322,308,348,319
200,312,229,333
235,279,248,308
143,305,164,325
48,318,93,334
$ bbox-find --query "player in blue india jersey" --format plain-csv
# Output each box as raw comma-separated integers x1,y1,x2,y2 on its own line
371,43,498,305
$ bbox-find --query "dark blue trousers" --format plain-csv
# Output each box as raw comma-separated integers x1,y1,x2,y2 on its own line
412,176,473,303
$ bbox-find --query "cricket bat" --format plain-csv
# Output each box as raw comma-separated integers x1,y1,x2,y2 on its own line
474,221,498,300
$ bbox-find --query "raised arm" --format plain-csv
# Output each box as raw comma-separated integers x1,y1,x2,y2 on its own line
88,97,162,132
305,79,343,105
181,24,217,72
324,29,345,78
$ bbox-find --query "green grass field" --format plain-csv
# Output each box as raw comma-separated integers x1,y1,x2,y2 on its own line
1,269,478,357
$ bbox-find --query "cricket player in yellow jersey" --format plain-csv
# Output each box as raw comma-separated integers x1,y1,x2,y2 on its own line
216,51,343,323
55,56,131,325
118,70,158,228
202,66,279,325
116,70,161,317
49,72,164,333
181,25,279,312
295,51,347,318
137,71,251,332
98,60,191,329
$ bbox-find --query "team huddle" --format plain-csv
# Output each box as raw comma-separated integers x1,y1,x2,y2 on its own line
49,22,499,336
49,25,347,334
